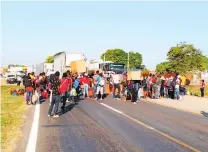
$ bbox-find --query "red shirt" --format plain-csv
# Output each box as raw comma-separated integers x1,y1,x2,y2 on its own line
82,77,90,86
25,86,33,91
59,78,69,94
68,76,73,89
79,77,84,84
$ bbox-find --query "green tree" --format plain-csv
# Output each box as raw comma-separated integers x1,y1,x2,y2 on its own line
45,56,54,63
101,49,143,69
156,42,208,73
101,49,127,65
129,51,143,69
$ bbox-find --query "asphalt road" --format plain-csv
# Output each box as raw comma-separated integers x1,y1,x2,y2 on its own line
17,96,208,152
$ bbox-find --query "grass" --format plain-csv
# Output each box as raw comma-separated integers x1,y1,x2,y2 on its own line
186,85,208,97
1,85,28,152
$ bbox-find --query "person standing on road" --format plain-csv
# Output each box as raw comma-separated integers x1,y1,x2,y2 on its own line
48,71,61,117
151,75,157,99
23,76,34,105
82,73,90,98
95,73,105,100
174,75,181,100
59,73,69,112
93,70,99,98
156,75,161,99
112,71,121,100
66,70,73,102
160,76,165,98
17,75,22,86
200,79,205,97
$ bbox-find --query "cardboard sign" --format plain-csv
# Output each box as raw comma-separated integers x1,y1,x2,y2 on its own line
127,71,142,80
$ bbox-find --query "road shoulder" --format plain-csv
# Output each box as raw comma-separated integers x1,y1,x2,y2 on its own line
142,96,208,116
15,105,35,152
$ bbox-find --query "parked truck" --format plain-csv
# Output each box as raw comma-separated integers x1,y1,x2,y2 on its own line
35,63,54,76
54,52,86,75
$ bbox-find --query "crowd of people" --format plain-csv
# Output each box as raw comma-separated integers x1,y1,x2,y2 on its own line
22,70,206,117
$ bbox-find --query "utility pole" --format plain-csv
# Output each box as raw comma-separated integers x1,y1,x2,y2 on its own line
127,52,130,71
104,52,106,71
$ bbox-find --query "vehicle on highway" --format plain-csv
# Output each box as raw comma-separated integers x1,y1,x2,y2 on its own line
6,74,17,84
99,62,126,74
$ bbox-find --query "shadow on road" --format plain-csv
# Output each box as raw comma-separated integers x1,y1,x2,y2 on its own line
201,111,208,117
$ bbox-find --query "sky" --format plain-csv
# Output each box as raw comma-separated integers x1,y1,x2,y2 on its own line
1,1,208,70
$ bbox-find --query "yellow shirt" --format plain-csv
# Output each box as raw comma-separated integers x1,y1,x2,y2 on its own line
30,74,35,80
181,76,186,86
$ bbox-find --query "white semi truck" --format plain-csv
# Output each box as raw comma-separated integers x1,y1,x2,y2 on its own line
35,63,54,76
54,52,86,75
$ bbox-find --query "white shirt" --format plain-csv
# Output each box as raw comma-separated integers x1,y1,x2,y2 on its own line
112,74,120,84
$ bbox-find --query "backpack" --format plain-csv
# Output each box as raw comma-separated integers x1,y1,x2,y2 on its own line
171,78,177,87
24,78,33,87
166,79,171,87
142,79,147,87
73,79,80,89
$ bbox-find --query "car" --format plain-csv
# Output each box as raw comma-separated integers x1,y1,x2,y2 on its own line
6,74,17,84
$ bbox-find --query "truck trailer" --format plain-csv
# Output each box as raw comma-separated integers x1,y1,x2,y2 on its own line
54,52,86,75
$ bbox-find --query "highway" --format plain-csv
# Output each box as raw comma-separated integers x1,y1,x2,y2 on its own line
16,96,208,152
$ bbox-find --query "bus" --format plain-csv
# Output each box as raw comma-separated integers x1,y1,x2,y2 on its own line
99,62,125,74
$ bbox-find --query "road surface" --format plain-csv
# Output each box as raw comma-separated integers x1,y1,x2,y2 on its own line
16,96,208,152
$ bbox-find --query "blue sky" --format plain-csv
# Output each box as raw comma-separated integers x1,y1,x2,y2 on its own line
2,1,208,70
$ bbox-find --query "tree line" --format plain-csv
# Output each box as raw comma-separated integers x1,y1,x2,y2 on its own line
156,42,208,74
45,42,208,74
45,49,145,70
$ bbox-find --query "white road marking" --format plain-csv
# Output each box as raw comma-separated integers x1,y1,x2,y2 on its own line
100,103,124,114
26,95,40,152
99,102,200,152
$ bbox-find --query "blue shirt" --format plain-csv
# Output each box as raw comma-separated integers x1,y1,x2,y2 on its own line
73,79,80,89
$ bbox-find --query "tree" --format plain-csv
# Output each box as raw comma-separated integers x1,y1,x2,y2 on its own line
45,56,54,63
101,49,143,69
156,42,208,74
101,49,127,65
129,51,142,69
155,62,171,73
45,51,65,63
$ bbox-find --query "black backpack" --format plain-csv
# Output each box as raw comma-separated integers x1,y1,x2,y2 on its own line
24,78,33,87
142,79,147,87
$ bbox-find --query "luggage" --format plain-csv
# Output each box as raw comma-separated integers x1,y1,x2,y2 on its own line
105,84,111,94
88,88,94,97
70,88,77,96
131,89,138,102
42,90,49,99
32,94,38,104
